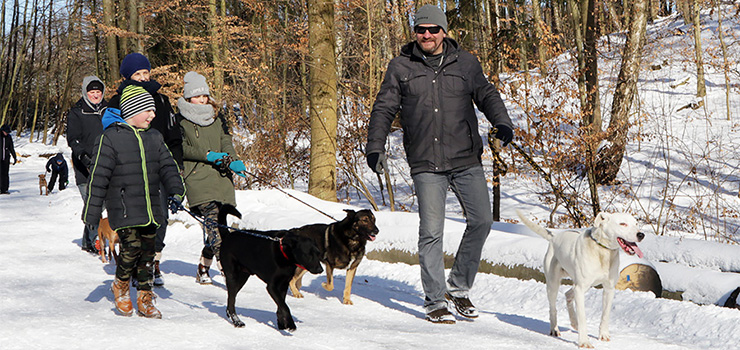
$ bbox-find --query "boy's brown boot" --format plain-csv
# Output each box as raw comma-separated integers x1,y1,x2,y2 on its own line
137,290,162,319
111,278,133,316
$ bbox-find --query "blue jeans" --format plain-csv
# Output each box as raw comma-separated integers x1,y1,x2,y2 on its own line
412,166,492,313
78,183,98,248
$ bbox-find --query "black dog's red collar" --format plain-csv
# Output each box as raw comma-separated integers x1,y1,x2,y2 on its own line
279,238,308,271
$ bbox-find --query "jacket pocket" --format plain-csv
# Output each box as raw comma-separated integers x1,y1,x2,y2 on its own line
399,72,427,97
441,70,470,96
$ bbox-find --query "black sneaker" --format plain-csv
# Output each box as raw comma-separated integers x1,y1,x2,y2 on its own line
445,293,479,318
425,308,456,324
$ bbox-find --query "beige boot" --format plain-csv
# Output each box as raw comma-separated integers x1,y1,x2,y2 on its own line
153,252,164,286
196,256,213,284
136,290,162,319
111,278,133,316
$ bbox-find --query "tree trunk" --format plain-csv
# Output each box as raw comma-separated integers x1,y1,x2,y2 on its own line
127,0,138,53
692,0,706,97
714,0,730,120
307,0,338,202
209,0,223,100
102,0,119,81
531,0,548,76
584,0,601,132
594,0,649,185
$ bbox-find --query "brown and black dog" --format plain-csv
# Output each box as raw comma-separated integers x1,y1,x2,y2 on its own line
218,204,324,331
38,174,48,195
288,209,379,305
98,218,119,264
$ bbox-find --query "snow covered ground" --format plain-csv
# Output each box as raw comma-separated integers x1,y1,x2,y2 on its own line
1,137,740,350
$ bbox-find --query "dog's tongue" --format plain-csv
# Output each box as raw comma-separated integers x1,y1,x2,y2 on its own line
368,234,376,242
618,238,644,258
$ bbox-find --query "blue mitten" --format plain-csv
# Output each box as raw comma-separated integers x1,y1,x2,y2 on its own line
206,151,228,164
229,160,247,177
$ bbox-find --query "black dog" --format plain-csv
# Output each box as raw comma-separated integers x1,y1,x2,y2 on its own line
218,204,324,331
288,209,379,305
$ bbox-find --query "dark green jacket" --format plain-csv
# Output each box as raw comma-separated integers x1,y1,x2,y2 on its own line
83,108,185,231
178,112,236,208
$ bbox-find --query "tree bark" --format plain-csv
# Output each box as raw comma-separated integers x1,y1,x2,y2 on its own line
531,0,548,76
307,0,338,202
209,0,223,100
102,0,119,81
594,0,649,185
692,0,706,97
714,0,730,120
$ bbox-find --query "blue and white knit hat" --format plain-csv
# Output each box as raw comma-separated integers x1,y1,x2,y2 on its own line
120,85,155,120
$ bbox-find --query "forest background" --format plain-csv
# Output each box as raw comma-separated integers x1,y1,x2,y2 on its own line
1,0,739,244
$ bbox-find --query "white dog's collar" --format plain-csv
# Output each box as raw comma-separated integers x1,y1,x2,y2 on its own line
589,230,615,250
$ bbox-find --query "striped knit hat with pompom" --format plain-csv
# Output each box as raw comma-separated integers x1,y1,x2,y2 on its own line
120,85,155,120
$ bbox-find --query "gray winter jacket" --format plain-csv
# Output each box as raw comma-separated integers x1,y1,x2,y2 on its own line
83,108,185,231
366,38,513,175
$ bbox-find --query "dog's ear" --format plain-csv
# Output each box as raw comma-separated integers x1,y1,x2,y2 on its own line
594,212,610,229
343,209,356,218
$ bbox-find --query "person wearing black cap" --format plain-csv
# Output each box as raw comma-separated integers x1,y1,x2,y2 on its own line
108,53,183,286
67,75,108,252
366,4,514,324
0,124,17,194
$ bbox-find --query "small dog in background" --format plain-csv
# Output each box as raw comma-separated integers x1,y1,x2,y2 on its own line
38,174,48,195
98,218,119,264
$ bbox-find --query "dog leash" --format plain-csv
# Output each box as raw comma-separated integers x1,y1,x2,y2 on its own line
170,200,309,270
169,200,279,242
212,154,337,221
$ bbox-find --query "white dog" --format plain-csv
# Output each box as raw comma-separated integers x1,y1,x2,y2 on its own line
517,210,644,348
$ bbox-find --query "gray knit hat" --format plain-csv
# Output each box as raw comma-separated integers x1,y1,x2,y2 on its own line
414,5,448,33
120,85,155,120
183,71,210,99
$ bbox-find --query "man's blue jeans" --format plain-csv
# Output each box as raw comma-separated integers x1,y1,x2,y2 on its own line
412,165,492,313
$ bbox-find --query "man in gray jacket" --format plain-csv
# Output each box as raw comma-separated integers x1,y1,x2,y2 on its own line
366,5,514,324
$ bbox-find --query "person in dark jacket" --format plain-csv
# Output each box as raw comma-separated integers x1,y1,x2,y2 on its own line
0,124,17,194
365,5,514,324
108,53,183,286
83,85,185,318
45,153,69,192
66,75,107,252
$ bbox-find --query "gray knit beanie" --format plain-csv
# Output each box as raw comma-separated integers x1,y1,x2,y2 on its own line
414,5,448,33
183,71,210,99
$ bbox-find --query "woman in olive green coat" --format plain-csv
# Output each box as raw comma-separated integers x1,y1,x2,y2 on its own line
177,71,246,284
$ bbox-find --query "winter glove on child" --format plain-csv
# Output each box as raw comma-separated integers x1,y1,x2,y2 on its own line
229,160,247,177
168,195,184,214
366,152,387,175
494,125,514,147
206,151,229,164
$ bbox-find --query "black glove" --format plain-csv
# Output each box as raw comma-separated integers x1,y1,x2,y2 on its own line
494,125,513,147
366,152,387,175
168,195,183,214
80,154,93,169
13,158,17,165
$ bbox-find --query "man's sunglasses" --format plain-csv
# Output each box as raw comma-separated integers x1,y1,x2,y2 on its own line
414,26,443,34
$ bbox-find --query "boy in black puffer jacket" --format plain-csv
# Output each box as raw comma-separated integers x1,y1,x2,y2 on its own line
108,53,183,286
83,85,185,319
